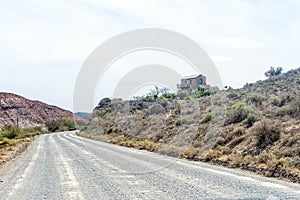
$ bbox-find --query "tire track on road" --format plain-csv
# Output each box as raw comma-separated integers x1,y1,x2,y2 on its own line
56,133,172,200
67,132,300,199
7,136,44,198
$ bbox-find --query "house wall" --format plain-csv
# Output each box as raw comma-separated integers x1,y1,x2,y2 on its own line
178,75,207,95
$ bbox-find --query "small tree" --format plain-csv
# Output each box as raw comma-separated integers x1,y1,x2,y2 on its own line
264,66,283,77
98,97,111,108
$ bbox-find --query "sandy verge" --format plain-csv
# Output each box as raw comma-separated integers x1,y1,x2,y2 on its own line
0,136,37,168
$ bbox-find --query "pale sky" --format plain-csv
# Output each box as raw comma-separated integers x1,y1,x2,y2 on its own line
1,0,300,112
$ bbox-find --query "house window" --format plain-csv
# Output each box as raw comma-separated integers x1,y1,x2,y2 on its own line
199,79,203,85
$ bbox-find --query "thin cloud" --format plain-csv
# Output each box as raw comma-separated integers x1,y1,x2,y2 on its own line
210,38,264,49
1,0,300,111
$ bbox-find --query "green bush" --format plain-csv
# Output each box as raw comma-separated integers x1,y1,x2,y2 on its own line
158,95,166,100
191,90,201,99
144,95,155,101
46,118,76,132
23,126,43,136
247,114,257,127
190,88,219,99
160,93,177,99
226,102,254,124
0,126,20,139
0,125,44,141
246,93,265,107
201,87,219,97
201,112,213,123
184,96,191,101
175,118,188,126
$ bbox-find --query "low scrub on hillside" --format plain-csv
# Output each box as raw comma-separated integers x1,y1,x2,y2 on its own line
225,102,254,124
80,68,300,183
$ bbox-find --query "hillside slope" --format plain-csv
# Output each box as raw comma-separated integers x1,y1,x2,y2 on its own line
80,68,300,183
0,92,74,129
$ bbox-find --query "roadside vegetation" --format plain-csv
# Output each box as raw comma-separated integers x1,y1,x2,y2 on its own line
0,125,44,146
0,125,45,163
0,117,76,165
79,67,300,183
0,117,76,147
46,117,76,132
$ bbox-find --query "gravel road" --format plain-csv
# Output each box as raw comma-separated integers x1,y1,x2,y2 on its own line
0,132,299,200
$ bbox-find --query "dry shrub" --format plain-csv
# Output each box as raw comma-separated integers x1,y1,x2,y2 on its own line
288,97,300,117
228,155,244,168
158,145,183,157
203,149,222,161
192,112,201,120
265,157,290,172
270,95,282,107
1,137,13,145
218,146,232,155
251,120,281,148
228,136,245,149
273,95,300,117
137,140,161,151
217,127,245,146
244,155,258,167
246,93,266,107
192,140,203,148
118,139,161,152
175,118,188,126
151,132,164,143
201,112,213,124
288,157,300,168
183,148,199,159
257,152,271,164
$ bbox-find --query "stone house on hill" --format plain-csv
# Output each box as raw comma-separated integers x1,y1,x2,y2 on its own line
177,74,207,95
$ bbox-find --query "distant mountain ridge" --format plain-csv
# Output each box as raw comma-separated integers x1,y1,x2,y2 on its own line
0,92,75,129
75,112,90,118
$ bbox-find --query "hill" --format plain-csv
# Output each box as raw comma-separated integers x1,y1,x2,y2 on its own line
0,92,75,129
79,68,300,183
75,112,90,118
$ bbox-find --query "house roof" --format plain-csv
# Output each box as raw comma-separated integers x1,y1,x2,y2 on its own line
181,74,205,80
